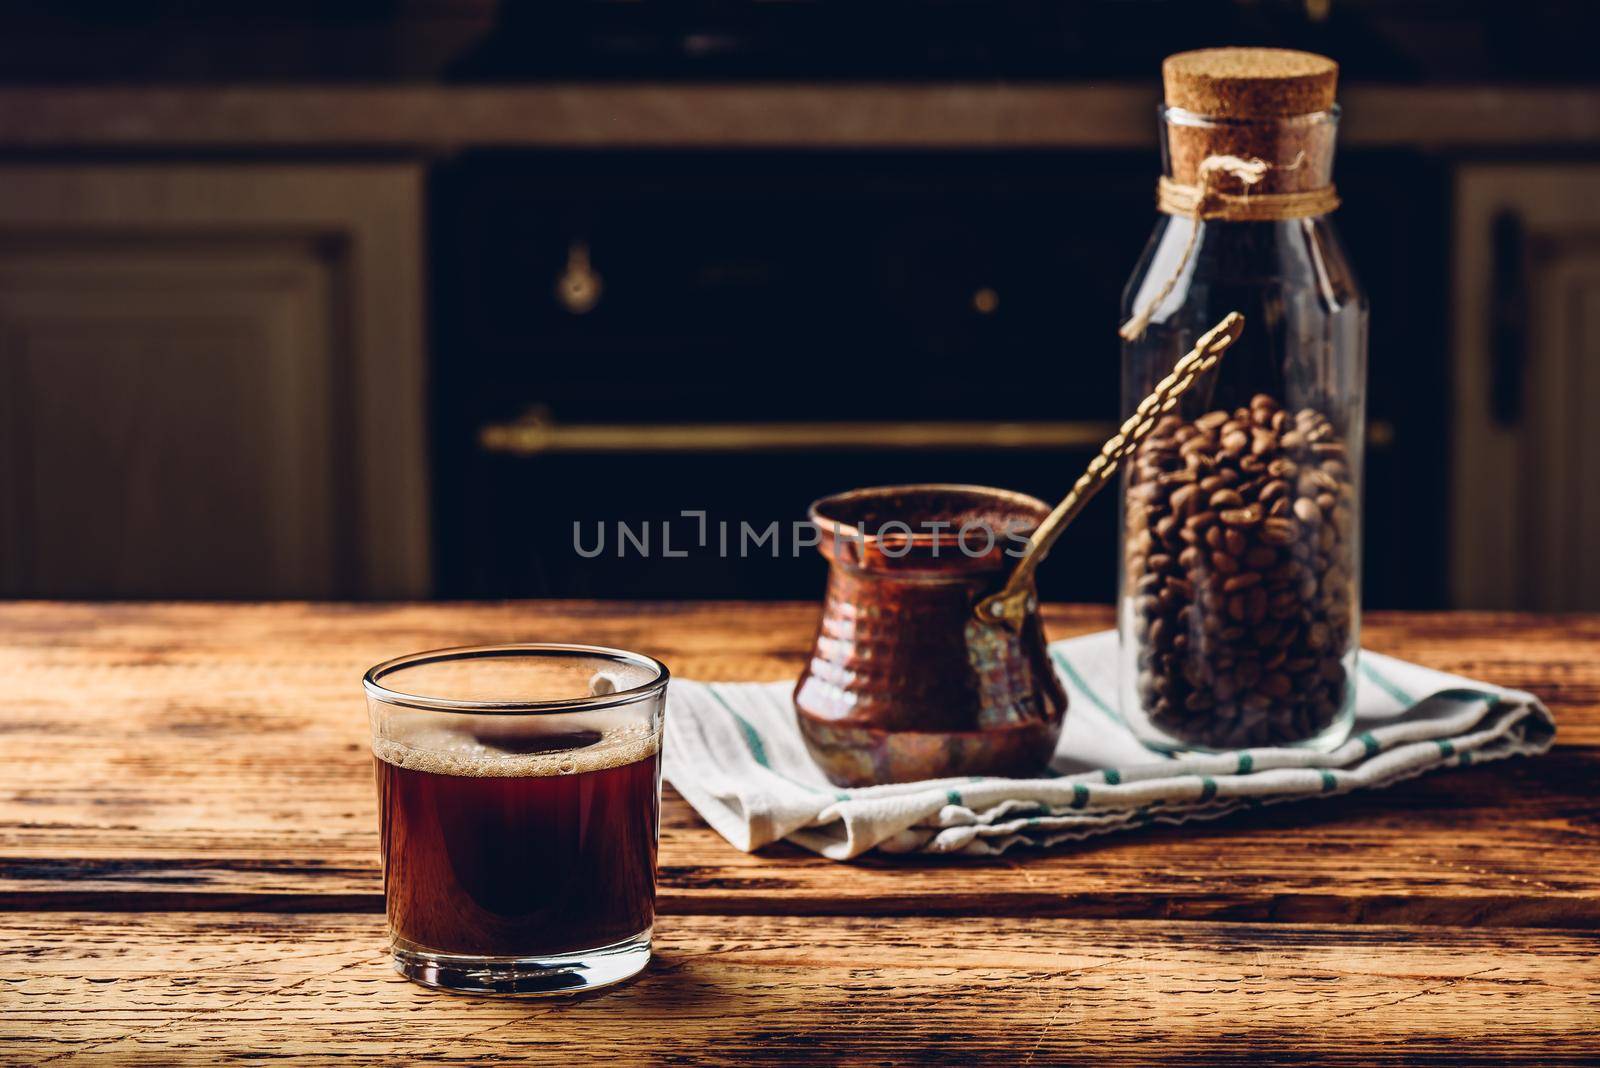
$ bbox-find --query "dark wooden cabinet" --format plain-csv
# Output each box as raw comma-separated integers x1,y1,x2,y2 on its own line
0,166,429,598
1452,164,1600,610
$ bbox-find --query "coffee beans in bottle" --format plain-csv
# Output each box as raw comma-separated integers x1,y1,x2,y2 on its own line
1124,396,1356,748
1117,48,1366,751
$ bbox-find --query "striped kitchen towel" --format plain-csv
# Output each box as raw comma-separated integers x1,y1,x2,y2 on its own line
662,629,1554,860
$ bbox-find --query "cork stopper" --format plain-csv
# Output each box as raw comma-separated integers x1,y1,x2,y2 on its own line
1163,48,1338,118
1160,47,1340,195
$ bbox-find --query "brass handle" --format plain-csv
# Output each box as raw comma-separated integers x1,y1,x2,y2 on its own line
480,412,1119,455
556,241,603,315
481,412,1391,457
976,312,1246,631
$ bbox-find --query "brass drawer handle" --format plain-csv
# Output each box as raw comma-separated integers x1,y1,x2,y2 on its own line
479,409,1397,456
479,411,1117,455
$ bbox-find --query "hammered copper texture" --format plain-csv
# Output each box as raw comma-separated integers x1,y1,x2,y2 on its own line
794,485,1069,786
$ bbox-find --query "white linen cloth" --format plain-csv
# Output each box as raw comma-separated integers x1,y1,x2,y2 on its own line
662,630,1554,860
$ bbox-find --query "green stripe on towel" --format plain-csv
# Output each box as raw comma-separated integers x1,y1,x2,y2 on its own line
706,686,839,798
1360,659,1415,707
1050,648,1124,727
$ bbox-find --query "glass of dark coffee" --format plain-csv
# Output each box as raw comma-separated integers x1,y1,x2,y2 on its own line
363,644,668,995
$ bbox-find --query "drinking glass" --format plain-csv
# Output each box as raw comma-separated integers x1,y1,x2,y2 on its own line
363,643,668,995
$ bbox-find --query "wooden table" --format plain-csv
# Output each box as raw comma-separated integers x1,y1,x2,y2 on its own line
3,602,1597,1064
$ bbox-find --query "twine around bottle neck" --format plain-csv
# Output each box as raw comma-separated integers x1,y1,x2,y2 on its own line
1119,153,1340,341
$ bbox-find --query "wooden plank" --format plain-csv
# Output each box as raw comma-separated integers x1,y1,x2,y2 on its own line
3,912,1595,1065
0,85,1597,151
1,603,1595,926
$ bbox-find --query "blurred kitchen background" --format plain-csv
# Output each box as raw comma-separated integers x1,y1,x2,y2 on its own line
1,0,1597,609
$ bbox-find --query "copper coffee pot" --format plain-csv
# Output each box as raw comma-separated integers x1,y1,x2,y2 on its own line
795,313,1244,786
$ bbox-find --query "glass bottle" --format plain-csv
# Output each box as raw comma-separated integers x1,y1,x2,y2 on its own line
1117,50,1367,752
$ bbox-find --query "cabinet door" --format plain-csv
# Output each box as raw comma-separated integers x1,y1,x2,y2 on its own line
0,166,427,598
1453,165,1600,610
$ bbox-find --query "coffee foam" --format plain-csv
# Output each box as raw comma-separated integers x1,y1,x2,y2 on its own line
373,716,659,779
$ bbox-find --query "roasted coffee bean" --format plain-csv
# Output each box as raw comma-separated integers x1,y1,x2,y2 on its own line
1245,586,1268,624
1150,617,1171,649
1210,488,1245,509
1261,517,1299,545
1123,393,1356,748
1223,572,1261,593
1244,546,1278,569
1171,483,1201,516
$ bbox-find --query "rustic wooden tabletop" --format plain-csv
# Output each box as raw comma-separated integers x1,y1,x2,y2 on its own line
2,602,1596,1064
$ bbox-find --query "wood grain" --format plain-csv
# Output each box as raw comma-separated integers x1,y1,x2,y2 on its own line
0,85,1598,150
1,602,1595,927
4,911,1596,1065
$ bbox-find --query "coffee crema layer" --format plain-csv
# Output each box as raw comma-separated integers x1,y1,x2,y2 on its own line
372,719,659,779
